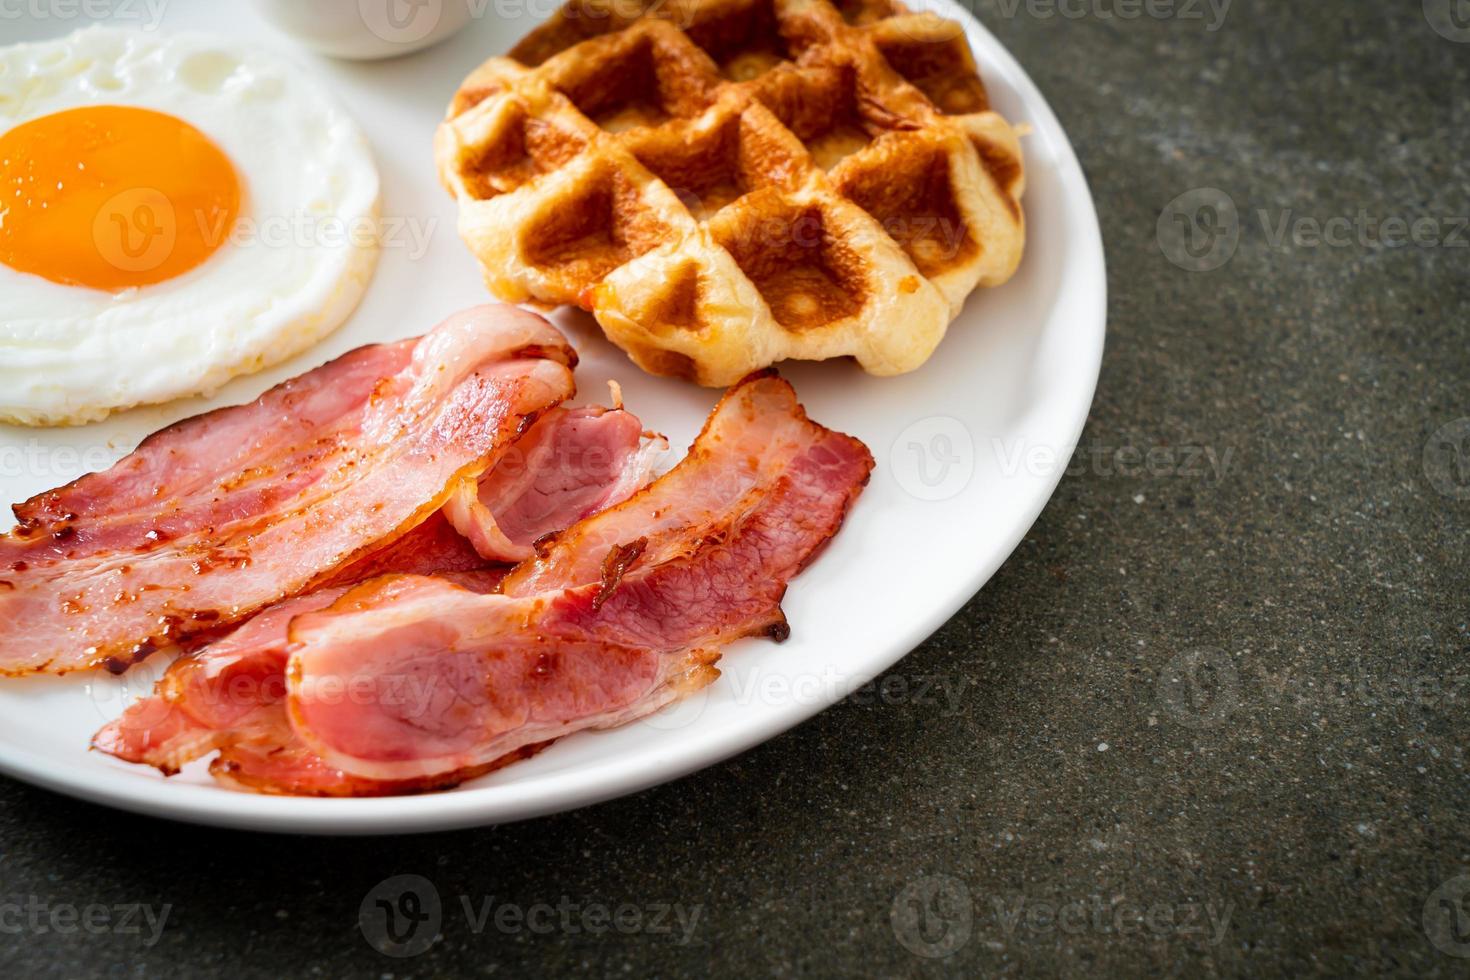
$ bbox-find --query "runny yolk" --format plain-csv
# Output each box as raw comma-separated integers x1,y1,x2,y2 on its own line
0,105,242,291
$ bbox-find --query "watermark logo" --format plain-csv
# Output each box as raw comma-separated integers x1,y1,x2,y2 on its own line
889,876,1233,956
360,0,444,44
0,440,117,480
0,0,169,29
1151,650,1467,729
991,436,1234,482
91,198,436,270
986,893,1233,945
0,897,171,946
1161,188,1467,272
85,654,170,725
891,875,973,958
359,876,701,955
889,4,967,43
891,416,975,501
637,669,973,732
1424,873,1470,958
460,895,701,943
991,0,1232,32
1424,0,1470,42
359,874,442,958
637,684,711,731
1157,647,1239,729
93,187,176,276
1258,210,1467,251
1424,418,1470,501
1157,187,1239,272
196,208,436,261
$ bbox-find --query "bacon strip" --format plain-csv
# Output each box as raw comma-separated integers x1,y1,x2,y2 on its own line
90,402,657,790
497,371,836,597
90,400,661,788
286,373,873,783
92,401,663,791
0,305,575,675
94,373,871,794
442,405,666,562
210,725,551,797
317,512,489,589
93,568,512,792
93,589,347,776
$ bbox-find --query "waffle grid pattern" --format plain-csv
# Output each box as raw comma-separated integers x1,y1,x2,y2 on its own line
437,0,1026,385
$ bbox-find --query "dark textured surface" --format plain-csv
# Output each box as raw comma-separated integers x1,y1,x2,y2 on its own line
4,1,1469,977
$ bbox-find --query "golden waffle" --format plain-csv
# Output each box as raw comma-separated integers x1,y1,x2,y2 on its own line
436,0,1026,385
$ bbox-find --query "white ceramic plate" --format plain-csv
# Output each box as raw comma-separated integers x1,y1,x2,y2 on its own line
0,1,1105,833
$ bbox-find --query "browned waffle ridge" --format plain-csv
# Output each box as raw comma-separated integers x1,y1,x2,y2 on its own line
436,0,1026,385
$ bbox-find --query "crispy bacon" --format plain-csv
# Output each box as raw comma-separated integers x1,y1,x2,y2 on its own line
209,725,552,797
318,512,488,588
442,405,666,562
93,569,513,793
93,589,345,775
286,373,873,783
0,305,575,675
89,400,662,788
91,397,665,792
94,372,872,794
497,370,840,597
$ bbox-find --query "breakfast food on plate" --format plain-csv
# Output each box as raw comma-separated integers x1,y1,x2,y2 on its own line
93,576,527,796
0,295,870,798
442,401,668,562
0,27,381,425
0,305,577,675
94,369,872,794
435,0,1026,385
92,380,670,792
285,376,872,785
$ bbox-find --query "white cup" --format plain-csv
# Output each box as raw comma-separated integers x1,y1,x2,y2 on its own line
249,0,475,60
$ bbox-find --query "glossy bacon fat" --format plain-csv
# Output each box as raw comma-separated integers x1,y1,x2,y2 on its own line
0,305,575,675
93,569,514,796
91,395,665,794
442,405,666,563
93,372,872,795
286,373,873,783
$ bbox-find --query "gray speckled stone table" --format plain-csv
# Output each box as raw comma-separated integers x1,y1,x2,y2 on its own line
3,1,1468,976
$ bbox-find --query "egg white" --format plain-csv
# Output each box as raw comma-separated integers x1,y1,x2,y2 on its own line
0,26,381,426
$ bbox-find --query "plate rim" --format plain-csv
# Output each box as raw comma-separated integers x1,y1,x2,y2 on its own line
0,0,1107,834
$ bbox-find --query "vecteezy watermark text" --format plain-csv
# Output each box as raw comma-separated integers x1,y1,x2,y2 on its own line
197,210,437,262
90,190,437,276
1257,209,1469,251
0,896,171,947
994,436,1233,481
0,0,167,29
1156,646,1470,730
358,0,699,47
641,666,974,732
1424,418,1470,501
460,894,701,943
1424,0,1470,43
988,0,1232,31
890,421,1233,502
0,440,117,480
1425,873,1470,958
359,875,701,958
1159,187,1469,272
890,875,1232,958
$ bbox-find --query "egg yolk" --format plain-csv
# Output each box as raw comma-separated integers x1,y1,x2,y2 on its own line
0,105,241,291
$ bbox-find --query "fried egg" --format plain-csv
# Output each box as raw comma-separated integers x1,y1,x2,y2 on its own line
0,27,381,426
